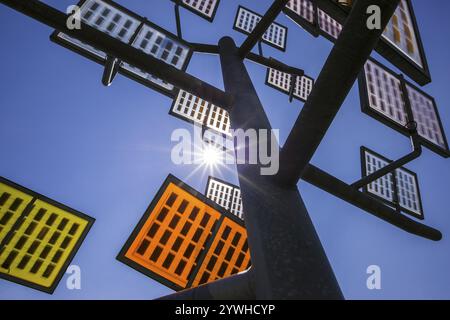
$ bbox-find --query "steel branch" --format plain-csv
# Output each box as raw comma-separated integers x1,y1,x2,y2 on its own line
302,164,442,241
278,0,401,186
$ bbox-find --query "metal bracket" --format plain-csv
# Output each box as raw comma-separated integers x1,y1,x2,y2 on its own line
101,55,120,86
352,122,422,190
174,2,183,40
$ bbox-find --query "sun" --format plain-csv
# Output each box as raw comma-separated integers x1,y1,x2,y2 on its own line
201,145,222,167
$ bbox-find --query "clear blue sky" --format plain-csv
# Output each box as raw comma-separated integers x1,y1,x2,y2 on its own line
0,0,449,300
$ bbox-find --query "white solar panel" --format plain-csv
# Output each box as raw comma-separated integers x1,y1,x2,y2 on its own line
206,177,244,220
52,0,192,95
177,0,220,21
170,90,231,137
234,6,288,51
266,68,314,103
285,0,315,24
121,24,190,91
361,59,449,157
362,147,423,218
317,8,342,40
363,60,408,127
406,84,447,150
395,168,421,216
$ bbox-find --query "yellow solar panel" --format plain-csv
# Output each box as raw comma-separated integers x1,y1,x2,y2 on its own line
0,178,94,294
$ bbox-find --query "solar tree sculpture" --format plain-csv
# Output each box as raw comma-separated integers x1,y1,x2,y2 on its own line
0,0,447,300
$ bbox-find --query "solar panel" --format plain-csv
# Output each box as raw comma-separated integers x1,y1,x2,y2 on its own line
117,175,250,291
51,0,193,97
359,58,449,158
233,5,288,52
265,68,314,103
317,7,342,41
283,0,431,85
206,177,243,220
360,147,424,219
381,0,424,70
172,0,221,22
0,177,94,294
170,90,232,137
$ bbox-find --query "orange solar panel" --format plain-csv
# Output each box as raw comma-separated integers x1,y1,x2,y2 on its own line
117,174,251,291
192,217,251,287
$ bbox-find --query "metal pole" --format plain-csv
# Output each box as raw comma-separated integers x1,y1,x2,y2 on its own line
278,0,401,186
219,36,343,299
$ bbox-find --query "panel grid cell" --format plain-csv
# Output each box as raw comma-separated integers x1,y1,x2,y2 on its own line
266,68,314,102
234,6,287,51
